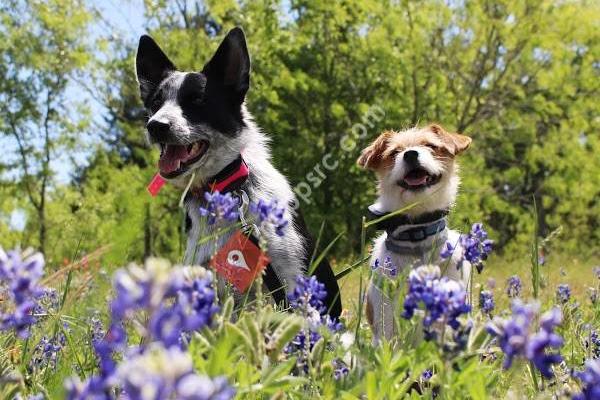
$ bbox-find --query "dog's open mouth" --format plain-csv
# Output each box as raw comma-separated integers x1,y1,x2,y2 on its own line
158,140,209,179
398,168,441,190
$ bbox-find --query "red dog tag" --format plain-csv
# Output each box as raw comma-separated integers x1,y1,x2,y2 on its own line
210,230,270,292
147,173,166,197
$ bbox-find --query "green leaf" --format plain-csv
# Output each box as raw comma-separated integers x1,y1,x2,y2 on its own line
266,317,302,362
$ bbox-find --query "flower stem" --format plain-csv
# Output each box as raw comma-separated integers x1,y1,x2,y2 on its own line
355,217,367,348
528,361,539,391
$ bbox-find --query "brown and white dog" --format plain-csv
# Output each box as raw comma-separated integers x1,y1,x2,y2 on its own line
357,124,472,342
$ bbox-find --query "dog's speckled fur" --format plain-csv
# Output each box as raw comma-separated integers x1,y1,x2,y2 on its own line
135,28,341,316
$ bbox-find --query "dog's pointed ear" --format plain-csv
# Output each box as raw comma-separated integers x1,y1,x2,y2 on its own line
429,124,472,155
202,27,250,102
358,131,394,170
136,35,176,103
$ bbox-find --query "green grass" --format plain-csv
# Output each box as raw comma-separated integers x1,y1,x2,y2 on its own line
2,241,599,399
334,250,598,313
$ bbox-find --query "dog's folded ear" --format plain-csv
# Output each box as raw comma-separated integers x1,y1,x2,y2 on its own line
358,131,394,170
202,27,250,104
136,35,176,104
429,124,472,155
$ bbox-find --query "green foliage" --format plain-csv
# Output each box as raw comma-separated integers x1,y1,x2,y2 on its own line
1,204,599,399
1,0,598,263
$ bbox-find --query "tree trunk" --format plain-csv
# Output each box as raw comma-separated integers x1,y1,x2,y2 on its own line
38,207,46,256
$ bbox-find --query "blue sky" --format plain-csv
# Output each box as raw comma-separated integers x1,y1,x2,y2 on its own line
53,1,147,182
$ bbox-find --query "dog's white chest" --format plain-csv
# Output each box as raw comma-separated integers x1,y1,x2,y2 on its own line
367,228,471,342
183,197,235,266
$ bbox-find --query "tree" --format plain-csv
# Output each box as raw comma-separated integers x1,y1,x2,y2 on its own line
0,0,93,255
84,0,600,257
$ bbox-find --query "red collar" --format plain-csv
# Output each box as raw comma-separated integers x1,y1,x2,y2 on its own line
147,156,249,197
205,155,249,194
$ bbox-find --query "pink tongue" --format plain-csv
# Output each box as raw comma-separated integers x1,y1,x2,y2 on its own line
404,173,428,186
159,145,189,174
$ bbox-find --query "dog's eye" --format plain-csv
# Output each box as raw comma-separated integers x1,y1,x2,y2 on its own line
426,144,439,151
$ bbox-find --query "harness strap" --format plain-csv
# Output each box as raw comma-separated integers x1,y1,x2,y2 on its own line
389,219,446,242
246,232,289,310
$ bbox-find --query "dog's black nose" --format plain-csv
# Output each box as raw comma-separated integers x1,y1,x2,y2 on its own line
403,150,419,165
146,119,170,142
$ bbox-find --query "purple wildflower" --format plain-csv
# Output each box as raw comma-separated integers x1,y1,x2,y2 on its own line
0,247,47,338
487,301,537,369
401,265,471,339
451,319,473,351
479,290,495,315
439,241,455,259
89,313,105,345
487,301,563,377
286,275,343,372
538,253,545,266
93,322,127,378
583,328,600,359
421,369,433,381
66,261,221,399
506,275,522,298
285,328,322,354
332,359,350,380
459,223,494,273
526,307,563,377
589,288,598,305
110,262,218,348
249,199,288,236
33,288,59,316
556,284,571,304
288,275,328,314
29,332,65,372
64,375,114,400
199,191,239,225
110,267,153,321
372,256,398,277
594,266,600,280
117,344,234,400
150,274,219,348
572,359,600,400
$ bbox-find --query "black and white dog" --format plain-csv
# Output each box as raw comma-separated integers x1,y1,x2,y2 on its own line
135,28,341,318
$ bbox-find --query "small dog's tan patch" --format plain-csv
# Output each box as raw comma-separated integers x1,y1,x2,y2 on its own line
357,130,395,171
358,124,471,173
427,124,472,155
